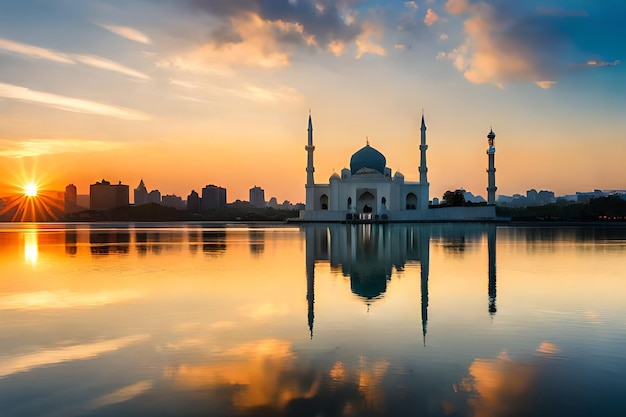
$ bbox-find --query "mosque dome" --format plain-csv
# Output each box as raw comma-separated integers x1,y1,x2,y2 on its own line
329,172,340,181
350,144,386,175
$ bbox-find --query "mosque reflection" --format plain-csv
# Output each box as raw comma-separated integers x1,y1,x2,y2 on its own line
304,223,498,339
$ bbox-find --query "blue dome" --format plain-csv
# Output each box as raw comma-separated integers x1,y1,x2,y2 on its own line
350,145,386,175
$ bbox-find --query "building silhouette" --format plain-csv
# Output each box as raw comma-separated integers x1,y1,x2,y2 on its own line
64,184,78,214
148,189,161,205
202,185,226,210
250,186,265,208
162,194,185,210
134,179,149,206
187,190,200,212
90,179,129,210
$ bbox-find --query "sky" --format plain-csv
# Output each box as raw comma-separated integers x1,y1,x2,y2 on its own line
0,0,624,204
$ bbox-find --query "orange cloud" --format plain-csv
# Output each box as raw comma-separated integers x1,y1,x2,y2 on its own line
424,8,440,26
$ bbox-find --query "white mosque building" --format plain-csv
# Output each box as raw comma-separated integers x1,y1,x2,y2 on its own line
298,113,498,222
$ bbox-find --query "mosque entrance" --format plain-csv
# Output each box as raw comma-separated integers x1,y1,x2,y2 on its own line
357,190,377,214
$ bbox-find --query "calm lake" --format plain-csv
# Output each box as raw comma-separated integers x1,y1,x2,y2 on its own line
0,222,625,417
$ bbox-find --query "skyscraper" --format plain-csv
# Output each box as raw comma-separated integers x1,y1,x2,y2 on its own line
134,179,148,206
64,184,78,214
249,186,265,208
201,185,226,210
90,179,129,210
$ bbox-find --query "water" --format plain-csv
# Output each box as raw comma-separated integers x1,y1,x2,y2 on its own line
0,222,625,417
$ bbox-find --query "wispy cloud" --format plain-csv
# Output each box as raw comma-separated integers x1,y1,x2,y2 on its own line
0,37,73,63
0,334,150,378
0,82,151,120
585,59,620,67
73,54,150,80
96,23,152,44
0,36,149,80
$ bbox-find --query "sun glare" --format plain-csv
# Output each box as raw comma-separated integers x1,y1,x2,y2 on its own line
24,183,38,197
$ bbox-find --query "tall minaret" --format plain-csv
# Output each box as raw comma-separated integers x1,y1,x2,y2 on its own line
305,113,315,210
419,112,429,209
486,129,497,204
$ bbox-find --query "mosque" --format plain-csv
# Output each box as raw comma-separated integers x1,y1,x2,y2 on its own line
298,114,498,222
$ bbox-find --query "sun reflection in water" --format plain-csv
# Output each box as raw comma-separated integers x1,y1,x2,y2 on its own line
24,231,38,265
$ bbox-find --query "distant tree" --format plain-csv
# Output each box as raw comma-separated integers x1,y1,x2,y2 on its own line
443,189,466,206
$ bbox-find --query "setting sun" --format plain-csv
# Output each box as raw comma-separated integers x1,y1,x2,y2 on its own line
24,183,38,197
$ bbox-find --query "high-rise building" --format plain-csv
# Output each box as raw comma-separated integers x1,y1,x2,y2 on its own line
148,189,161,204
134,179,149,206
249,186,265,208
187,190,200,212
162,194,185,210
64,184,78,214
201,185,226,210
90,179,129,210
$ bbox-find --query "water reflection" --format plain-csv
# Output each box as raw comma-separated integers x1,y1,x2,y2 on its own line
23,230,38,265
65,227,78,255
1,223,625,417
304,224,498,340
89,225,130,255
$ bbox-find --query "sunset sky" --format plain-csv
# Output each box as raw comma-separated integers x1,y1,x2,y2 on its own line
0,0,624,204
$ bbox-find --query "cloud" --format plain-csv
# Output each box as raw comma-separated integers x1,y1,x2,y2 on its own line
444,1,569,88
73,54,150,80
585,59,620,67
0,37,73,63
0,334,150,378
424,8,440,26
356,21,387,59
96,23,152,44
445,0,469,15
0,36,149,80
439,32,449,40
173,0,379,69
534,80,557,89
0,82,151,120
404,1,418,11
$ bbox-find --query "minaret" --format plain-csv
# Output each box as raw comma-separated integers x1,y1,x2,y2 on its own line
486,129,497,204
305,114,315,210
419,112,429,209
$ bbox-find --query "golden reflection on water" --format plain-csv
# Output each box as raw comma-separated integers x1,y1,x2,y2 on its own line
23,230,37,265
0,224,625,416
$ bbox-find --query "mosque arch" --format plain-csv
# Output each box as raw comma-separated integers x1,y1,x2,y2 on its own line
320,194,329,210
347,197,352,210
406,193,417,210
357,191,376,214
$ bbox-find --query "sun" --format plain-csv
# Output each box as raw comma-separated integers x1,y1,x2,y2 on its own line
23,183,38,197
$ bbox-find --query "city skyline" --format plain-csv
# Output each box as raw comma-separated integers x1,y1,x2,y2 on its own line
0,1,624,203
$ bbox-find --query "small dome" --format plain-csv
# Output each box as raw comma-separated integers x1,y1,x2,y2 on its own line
394,171,404,178
329,172,340,181
350,144,386,175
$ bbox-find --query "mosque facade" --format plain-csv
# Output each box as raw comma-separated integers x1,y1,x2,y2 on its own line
299,114,498,222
